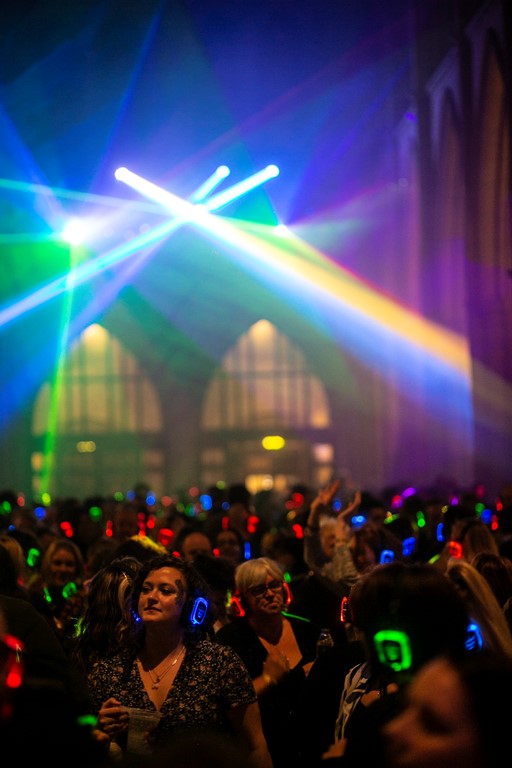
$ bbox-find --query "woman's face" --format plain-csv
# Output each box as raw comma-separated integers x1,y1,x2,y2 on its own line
382,657,481,768
48,547,78,587
215,531,242,565
137,567,187,626
244,573,285,617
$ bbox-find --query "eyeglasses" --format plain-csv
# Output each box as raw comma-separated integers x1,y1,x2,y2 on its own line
246,579,283,598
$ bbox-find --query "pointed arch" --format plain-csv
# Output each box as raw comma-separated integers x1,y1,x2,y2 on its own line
31,323,163,498
200,319,334,492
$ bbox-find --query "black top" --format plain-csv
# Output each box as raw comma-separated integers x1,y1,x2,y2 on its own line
216,612,320,768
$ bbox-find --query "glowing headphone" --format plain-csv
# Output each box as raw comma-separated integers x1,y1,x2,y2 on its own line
447,540,463,558
372,618,483,673
465,621,483,651
228,580,292,618
340,596,351,623
189,596,208,626
374,629,412,672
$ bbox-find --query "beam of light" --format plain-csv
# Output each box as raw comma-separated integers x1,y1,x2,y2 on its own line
0,233,61,244
1,175,470,429
190,165,230,203
165,210,472,396
115,164,279,217
114,166,197,219
202,165,279,212
0,215,184,329
1,163,281,331
0,177,173,214
0,164,472,430
61,219,87,246
2,162,271,329
39,246,81,495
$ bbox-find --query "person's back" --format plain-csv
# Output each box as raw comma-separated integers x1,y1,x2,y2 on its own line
0,594,107,765
319,561,470,767
294,638,365,768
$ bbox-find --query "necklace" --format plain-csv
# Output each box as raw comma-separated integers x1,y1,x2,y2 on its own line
145,646,186,690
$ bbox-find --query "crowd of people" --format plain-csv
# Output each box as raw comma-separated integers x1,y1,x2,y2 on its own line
1,476,512,767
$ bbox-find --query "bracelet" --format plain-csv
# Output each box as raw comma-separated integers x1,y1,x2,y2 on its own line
262,672,276,687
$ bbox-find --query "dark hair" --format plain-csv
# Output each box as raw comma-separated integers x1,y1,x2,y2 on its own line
131,553,209,642
472,551,512,607
348,561,469,673
351,522,404,567
193,553,236,593
441,504,476,542
173,526,211,555
227,483,251,506
71,555,142,674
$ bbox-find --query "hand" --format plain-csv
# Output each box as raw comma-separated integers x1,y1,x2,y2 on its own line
311,479,341,513
361,682,399,708
322,739,347,760
263,648,291,685
338,489,362,521
97,697,129,739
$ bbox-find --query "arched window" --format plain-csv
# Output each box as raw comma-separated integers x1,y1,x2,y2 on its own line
201,319,334,493
32,324,162,498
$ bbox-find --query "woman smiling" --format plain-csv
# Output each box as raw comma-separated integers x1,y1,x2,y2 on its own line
86,553,272,768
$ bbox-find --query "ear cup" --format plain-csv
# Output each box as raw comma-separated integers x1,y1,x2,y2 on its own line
282,582,292,606
189,596,208,625
229,592,246,617
182,595,209,626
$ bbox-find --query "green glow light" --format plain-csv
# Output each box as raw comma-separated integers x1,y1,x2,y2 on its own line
374,629,412,671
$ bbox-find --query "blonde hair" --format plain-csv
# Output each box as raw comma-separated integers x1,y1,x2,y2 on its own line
446,558,512,658
459,519,499,562
234,556,283,595
40,538,85,584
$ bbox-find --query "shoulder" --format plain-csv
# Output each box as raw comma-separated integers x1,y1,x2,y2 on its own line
88,649,133,675
216,617,254,643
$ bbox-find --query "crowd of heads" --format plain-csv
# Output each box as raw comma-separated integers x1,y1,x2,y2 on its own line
1,477,512,766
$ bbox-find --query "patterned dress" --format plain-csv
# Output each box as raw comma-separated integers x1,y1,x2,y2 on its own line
87,636,256,743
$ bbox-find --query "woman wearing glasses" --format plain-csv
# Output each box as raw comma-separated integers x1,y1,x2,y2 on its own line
217,556,320,768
